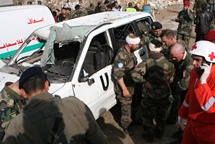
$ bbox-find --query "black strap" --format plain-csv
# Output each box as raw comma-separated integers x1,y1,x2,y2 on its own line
48,112,63,144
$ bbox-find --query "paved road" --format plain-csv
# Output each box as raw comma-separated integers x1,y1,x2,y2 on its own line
97,3,196,144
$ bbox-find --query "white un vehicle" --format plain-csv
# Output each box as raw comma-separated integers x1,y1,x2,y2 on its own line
0,11,153,119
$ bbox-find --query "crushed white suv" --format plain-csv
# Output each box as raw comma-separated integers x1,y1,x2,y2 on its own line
0,11,153,119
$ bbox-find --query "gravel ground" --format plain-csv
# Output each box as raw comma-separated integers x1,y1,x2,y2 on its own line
97,3,196,144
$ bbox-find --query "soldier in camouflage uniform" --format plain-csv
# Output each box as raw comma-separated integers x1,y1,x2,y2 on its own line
142,22,163,50
168,43,193,143
113,33,140,135
72,4,87,19
131,39,175,142
176,1,194,47
0,81,27,143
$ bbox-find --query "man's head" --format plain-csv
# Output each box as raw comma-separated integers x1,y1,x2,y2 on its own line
201,3,207,11
125,33,140,52
55,8,60,15
205,29,215,43
66,7,71,14
190,41,215,70
128,2,132,7
7,81,27,99
160,29,176,47
19,67,50,98
75,4,82,11
104,0,109,5
184,1,190,10
61,7,67,14
170,43,186,62
151,22,162,37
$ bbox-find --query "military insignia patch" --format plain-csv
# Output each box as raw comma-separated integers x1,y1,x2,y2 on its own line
118,63,123,68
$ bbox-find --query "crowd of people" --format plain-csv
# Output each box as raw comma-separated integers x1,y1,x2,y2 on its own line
50,0,142,22
1,0,215,143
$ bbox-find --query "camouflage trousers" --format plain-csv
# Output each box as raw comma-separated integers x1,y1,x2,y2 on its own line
177,33,191,48
115,85,134,128
141,95,169,139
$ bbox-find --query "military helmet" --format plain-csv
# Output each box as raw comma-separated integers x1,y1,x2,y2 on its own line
190,40,215,63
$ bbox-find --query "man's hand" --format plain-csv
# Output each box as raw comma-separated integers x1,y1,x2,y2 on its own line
200,63,212,84
123,88,131,97
178,116,187,131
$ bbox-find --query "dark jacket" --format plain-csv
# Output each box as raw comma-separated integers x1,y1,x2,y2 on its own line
194,10,214,34
3,92,108,144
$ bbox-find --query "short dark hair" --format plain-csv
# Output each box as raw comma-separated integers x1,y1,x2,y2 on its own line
75,4,81,10
128,2,132,7
55,8,60,12
160,29,175,39
22,76,47,95
202,3,207,10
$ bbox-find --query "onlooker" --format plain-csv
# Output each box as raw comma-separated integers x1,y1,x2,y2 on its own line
113,33,140,135
2,67,108,144
72,4,87,19
193,0,207,15
103,0,110,11
176,1,194,46
86,3,95,15
205,29,215,43
106,4,113,11
57,7,67,22
131,39,175,142
65,7,72,20
94,1,103,13
0,81,27,143
194,3,214,42
112,1,121,11
55,8,62,22
178,40,215,143
126,2,136,12
52,10,57,22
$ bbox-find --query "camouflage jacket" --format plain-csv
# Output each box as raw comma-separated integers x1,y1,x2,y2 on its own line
0,83,24,143
177,10,194,34
174,52,193,91
72,11,87,19
113,46,137,90
142,31,162,49
131,52,175,99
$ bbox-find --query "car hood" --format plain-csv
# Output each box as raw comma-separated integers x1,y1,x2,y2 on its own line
0,72,19,89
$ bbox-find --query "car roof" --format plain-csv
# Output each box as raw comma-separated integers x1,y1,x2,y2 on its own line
33,11,152,42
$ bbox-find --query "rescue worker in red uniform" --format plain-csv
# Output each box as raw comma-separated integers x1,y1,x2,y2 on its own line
178,40,215,144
